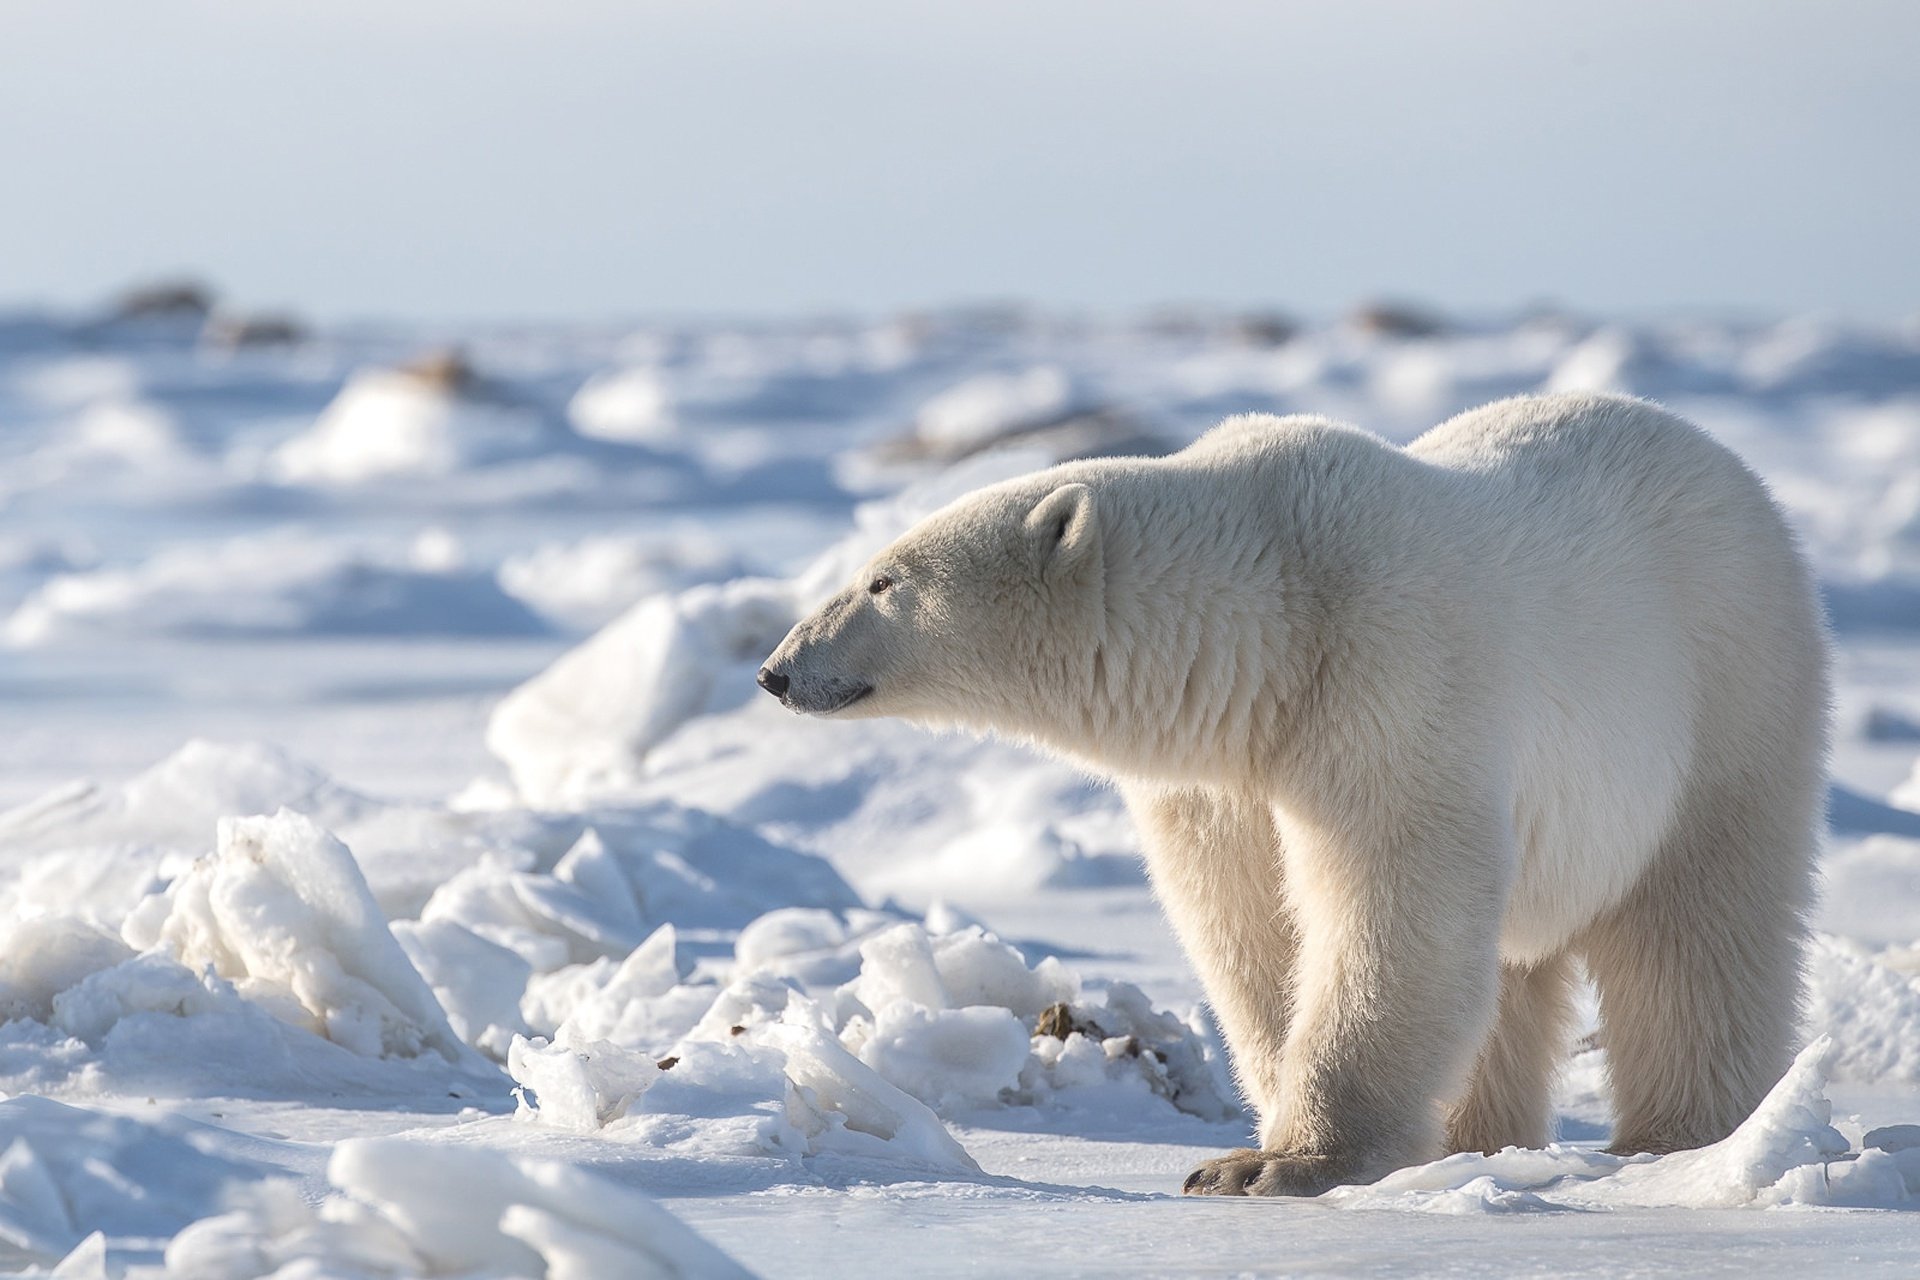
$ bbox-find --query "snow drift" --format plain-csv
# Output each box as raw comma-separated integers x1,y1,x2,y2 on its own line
166,1137,751,1279
5,532,547,645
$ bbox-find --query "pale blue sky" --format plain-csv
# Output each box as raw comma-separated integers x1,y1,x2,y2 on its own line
2,0,1915,322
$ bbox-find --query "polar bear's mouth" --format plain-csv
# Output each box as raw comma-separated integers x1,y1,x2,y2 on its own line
821,683,874,713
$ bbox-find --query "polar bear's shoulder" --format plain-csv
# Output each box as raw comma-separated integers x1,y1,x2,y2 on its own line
1178,412,1382,467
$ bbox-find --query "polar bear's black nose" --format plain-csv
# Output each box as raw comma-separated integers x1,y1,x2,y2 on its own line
757,667,790,699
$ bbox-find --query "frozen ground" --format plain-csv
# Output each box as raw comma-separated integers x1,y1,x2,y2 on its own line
3,300,1920,1275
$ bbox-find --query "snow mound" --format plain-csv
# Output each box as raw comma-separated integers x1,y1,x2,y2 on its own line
913,367,1080,455
507,1009,981,1175
0,748,867,1102
113,809,468,1062
390,813,858,1060
832,922,1236,1122
0,1096,277,1273
0,810,510,1101
0,739,371,856
1805,933,1920,1083
568,366,676,445
166,1137,750,1279
0,739,519,926
1331,1038,1920,1213
497,531,744,631
1,740,858,937
5,532,546,646
501,909,1231,1174
418,815,861,973
36,400,199,480
0,915,132,1024
1543,327,1742,398
273,366,563,485
1818,833,1920,950
1893,758,1920,811
486,450,1063,808
629,915,1234,1128
518,921,708,1052
487,580,794,805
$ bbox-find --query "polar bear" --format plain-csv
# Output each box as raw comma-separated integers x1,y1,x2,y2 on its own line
758,393,1829,1196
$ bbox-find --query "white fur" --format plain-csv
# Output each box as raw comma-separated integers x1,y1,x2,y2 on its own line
762,393,1829,1195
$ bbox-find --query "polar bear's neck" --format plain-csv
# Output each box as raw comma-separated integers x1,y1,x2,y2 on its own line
1026,428,1448,789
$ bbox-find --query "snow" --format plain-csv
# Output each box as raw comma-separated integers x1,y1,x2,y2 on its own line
164,1138,752,1279
273,366,563,486
912,366,1078,453
496,531,743,631
4,303,1920,1274
5,532,546,646
567,366,676,446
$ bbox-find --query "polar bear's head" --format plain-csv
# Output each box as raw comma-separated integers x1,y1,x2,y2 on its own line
758,477,1103,732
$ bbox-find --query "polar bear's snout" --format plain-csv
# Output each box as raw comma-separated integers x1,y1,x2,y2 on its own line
759,594,884,716
755,652,874,715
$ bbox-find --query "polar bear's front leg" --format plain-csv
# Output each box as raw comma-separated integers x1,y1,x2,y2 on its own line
1125,785,1299,1128
1187,801,1508,1196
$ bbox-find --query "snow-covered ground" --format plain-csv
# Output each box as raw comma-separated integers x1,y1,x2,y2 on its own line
3,301,1920,1275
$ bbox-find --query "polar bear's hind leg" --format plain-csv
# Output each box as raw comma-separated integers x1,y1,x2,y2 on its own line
1579,769,1818,1155
1445,954,1579,1155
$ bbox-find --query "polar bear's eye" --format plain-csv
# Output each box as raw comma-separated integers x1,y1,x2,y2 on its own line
869,575,894,595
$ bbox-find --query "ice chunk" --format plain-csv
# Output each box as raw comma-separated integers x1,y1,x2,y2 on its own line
846,922,951,1012
1614,1036,1852,1208
855,1003,1030,1111
391,918,533,1057
1865,1123,1920,1152
760,1015,981,1172
418,814,859,983
507,1014,980,1175
119,810,466,1062
0,740,550,917
509,1034,662,1131
827,920,1232,1122
929,926,1077,1018
522,923,691,1045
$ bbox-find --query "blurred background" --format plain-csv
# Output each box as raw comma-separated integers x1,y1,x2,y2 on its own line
0,0,1917,858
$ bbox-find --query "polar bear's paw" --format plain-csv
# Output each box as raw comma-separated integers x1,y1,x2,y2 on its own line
1181,1148,1348,1197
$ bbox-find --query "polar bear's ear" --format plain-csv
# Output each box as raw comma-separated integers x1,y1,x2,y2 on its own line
1024,483,1098,574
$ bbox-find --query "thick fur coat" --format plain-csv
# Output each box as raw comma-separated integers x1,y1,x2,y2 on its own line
760,392,1830,1196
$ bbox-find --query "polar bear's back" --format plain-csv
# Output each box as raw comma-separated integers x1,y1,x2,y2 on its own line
1409,394,1828,959
1412,395,1812,627
1414,393,1760,511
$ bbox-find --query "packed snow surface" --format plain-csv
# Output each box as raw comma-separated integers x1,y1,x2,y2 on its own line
4,303,1920,1275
